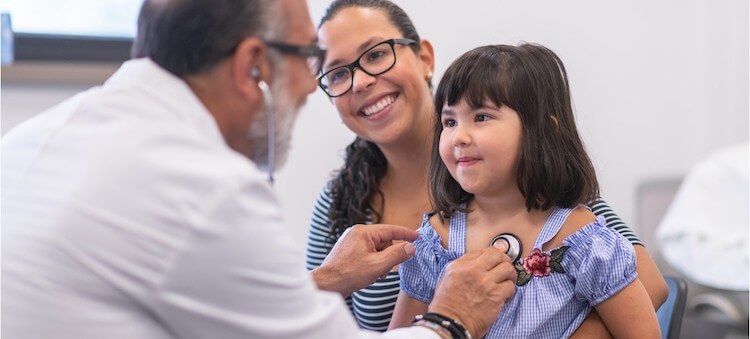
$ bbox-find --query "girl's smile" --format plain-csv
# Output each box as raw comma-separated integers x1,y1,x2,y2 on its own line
456,156,480,167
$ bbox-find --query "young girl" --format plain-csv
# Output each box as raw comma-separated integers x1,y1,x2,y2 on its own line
390,44,661,337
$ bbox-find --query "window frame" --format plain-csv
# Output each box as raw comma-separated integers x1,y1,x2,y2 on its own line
14,33,132,63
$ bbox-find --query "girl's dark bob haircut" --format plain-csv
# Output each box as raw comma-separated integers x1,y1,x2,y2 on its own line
429,43,599,217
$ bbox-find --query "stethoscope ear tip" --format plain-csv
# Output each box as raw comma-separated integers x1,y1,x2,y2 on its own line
257,80,275,184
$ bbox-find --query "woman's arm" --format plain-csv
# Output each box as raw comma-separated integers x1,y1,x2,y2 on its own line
594,278,661,338
633,244,669,307
389,291,429,330
569,311,612,338
306,186,337,271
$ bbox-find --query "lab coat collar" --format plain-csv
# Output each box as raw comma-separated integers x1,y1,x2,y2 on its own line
105,58,226,147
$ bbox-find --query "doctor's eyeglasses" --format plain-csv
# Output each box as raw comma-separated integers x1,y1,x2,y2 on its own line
317,38,417,98
264,40,326,76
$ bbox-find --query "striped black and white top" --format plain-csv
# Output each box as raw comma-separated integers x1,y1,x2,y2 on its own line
305,185,643,332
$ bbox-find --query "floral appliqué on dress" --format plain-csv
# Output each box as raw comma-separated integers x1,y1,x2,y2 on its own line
514,246,570,286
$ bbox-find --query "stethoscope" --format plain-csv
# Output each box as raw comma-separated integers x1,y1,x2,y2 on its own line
257,80,275,184
489,233,522,262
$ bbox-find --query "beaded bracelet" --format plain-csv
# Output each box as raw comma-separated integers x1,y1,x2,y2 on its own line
412,319,453,339
411,312,472,339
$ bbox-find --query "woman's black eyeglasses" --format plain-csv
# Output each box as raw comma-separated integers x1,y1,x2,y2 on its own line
317,38,417,98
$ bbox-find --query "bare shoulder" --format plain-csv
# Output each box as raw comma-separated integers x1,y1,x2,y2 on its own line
428,213,450,249
564,207,597,230
545,207,597,250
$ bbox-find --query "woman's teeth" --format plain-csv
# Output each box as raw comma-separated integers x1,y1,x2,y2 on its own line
362,95,396,116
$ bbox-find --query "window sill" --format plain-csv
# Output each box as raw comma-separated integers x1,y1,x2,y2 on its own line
2,60,121,86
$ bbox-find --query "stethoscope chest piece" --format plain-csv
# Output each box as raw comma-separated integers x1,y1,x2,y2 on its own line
489,233,522,263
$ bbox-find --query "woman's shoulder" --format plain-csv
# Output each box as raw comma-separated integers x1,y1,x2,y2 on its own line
311,181,334,216
310,180,339,216
309,181,337,239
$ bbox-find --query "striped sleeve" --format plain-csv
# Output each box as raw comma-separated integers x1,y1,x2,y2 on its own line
588,198,643,246
306,184,337,271
305,183,354,310
351,272,401,331
304,183,402,332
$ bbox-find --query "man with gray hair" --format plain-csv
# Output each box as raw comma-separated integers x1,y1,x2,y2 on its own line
1,0,516,338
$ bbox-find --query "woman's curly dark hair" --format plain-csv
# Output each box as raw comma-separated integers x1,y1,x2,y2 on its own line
326,138,387,240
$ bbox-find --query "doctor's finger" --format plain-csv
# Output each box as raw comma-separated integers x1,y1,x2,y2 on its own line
366,224,419,244
476,246,511,271
488,260,518,284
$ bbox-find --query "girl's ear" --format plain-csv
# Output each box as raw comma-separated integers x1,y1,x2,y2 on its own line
418,39,435,82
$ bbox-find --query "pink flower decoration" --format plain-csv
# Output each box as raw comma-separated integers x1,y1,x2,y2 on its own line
523,248,552,277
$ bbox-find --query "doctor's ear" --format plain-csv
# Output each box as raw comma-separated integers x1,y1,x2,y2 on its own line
249,67,260,81
231,37,268,98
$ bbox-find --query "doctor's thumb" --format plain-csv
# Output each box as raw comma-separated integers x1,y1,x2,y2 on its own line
492,240,509,253
378,242,416,267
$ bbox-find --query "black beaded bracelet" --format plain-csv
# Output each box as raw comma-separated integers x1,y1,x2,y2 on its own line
412,312,472,339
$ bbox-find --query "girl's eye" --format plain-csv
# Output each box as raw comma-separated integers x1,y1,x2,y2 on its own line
475,114,490,122
442,118,456,128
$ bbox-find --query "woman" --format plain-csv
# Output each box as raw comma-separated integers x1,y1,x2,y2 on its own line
305,0,667,335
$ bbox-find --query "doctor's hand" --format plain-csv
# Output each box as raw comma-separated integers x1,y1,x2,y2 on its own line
428,243,517,339
311,224,418,297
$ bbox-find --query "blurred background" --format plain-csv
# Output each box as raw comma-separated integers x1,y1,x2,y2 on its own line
2,1,748,338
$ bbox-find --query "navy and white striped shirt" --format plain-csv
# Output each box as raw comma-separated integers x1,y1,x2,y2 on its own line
305,184,642,331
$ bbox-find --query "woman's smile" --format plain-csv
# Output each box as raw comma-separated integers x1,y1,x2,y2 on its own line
357,93,400,122
360,93,398,116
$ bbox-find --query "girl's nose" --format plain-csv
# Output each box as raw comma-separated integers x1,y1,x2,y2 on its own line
452,124,471,147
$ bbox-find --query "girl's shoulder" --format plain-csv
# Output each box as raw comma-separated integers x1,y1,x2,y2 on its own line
406,213,461,274
426,212,451,250
543,206,596,250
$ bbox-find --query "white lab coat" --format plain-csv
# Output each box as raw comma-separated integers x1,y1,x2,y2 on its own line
1,58,436,338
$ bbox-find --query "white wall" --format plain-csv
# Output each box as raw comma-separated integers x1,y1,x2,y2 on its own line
3,0,748,248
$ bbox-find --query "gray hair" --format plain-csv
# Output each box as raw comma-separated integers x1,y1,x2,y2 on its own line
132,0,281,76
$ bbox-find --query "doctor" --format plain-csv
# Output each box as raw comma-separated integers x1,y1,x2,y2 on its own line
1,0,516,338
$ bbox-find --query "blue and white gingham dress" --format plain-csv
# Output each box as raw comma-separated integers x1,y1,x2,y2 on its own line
400,207,637,338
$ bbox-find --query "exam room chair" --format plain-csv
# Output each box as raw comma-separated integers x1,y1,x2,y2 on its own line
637,178,749,339
656,275,688,339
